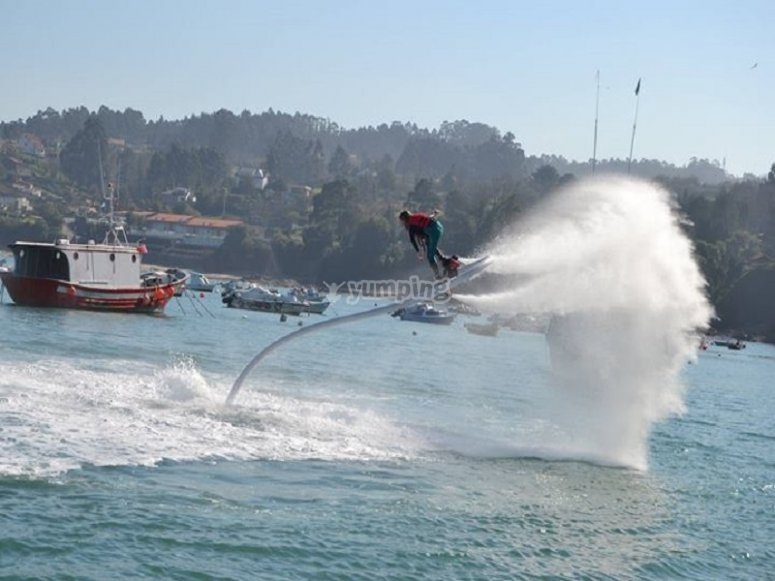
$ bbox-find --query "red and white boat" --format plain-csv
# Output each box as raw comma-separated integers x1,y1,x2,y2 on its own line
0,236,186,313
0,190,187,313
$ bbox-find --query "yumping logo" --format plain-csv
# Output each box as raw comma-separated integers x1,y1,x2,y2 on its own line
322,276,451,305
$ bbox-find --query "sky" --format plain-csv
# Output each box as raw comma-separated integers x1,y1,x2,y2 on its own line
2,0,773,176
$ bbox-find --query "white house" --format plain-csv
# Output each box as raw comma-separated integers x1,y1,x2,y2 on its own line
16,134,46,157
0,191,32,214
160,187,196,204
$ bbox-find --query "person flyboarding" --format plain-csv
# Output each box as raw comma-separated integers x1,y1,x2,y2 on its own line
399,210,460,280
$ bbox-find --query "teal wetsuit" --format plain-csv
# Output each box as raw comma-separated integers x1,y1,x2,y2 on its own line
424,219,444,267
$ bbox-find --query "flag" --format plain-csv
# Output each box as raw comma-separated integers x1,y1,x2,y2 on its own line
635,78,641,96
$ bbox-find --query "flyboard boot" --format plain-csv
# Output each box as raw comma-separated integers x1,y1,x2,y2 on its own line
440,255,461,279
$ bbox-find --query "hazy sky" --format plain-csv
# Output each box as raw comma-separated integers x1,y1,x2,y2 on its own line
3,0,772,176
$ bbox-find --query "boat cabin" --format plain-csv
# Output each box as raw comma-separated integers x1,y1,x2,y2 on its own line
8,239,143,287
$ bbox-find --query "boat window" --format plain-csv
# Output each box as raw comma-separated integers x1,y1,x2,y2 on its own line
73,252,79,260
132,255,137,263
110,253,115,262
13,246,70,280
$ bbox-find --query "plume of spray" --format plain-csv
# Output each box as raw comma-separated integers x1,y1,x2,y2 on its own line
459,175,713,470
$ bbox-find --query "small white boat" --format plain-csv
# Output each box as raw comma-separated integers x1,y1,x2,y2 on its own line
464,322,499,336
392,302,456,325
223,285,311,315
289,288,330,314
186,271,218,292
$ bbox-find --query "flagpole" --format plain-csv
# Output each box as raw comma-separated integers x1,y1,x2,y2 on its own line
592,70,600,174
627,78,641,174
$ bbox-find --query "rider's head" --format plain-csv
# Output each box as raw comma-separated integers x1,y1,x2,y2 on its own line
398,210,410,223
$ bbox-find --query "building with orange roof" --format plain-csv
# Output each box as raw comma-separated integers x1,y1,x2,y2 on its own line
131,212,244,249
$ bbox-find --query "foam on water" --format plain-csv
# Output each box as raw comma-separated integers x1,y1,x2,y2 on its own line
0,357,421,478
458,175,713,470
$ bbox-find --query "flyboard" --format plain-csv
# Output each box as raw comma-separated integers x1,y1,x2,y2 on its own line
225,255,492,405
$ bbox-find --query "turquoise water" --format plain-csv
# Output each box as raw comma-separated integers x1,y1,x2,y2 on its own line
1,292,773,580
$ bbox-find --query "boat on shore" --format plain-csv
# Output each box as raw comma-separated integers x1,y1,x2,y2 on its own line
0,187,187,313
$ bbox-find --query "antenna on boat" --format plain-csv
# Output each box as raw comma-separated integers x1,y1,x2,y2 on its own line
97,141,128,246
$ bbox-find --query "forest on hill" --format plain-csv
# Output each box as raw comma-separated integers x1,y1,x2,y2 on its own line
1,106,774,340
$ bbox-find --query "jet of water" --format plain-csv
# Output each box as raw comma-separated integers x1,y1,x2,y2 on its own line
459,175,713,469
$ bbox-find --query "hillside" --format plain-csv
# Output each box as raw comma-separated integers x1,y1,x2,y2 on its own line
2,106,774,340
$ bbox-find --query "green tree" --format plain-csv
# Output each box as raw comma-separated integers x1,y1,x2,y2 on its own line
301,179,361,275
531,164,560,194
329,217,394,281
376,154,397,192
146,144,228,200
328,145,353,179
694,230,763,304
59,116,109,195
267,132,325,185
406,178,441,211
441,189,477,255
209,224,273,274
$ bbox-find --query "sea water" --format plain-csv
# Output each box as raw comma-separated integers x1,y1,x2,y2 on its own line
1,176,773,579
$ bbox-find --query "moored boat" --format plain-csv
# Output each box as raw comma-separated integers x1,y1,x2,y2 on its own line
186,271,219,292
464,322,500,336
289,287,331,314
392,302,456,325
223,285,315,315
0,238,186,313
0,185,186,313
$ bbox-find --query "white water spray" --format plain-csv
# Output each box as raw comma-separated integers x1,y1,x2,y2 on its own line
459,175,713,469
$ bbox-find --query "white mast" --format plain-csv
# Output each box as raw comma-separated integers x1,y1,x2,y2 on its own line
592,70,600,174
627,78,641,174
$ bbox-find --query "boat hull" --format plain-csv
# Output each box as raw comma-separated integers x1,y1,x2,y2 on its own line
303,300,330,314
464,322,499,336
400,313,456,325
226,295,310,315
401,315,455,325
0,273,181,313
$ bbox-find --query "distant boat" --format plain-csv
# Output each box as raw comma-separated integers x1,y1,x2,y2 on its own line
289,287,331,314
222,284,328,315
464,322,499,336
392,302,456,325
186,271,218,292
712,338,746,350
